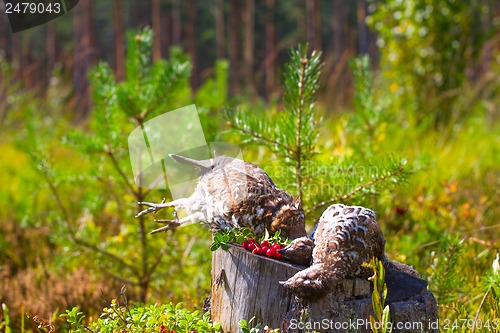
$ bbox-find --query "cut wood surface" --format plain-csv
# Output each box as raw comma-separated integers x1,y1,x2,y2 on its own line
211,243,303,332
211,243,438,333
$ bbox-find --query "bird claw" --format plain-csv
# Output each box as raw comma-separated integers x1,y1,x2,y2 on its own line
150,210,180,234
149,222,180,234
154,219,180,224
135,199,166,218
215,268,225,289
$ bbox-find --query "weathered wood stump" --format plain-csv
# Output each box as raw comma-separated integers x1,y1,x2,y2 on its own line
211,244,438,333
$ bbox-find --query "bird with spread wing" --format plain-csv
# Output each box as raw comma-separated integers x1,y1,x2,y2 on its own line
136,154,307,240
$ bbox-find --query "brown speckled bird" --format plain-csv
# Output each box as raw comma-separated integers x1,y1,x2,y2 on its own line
280,204,385,299
136,154,307,239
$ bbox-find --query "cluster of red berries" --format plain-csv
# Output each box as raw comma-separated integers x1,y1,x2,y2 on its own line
159,326,196,333
241,238,283,260
159,326,173,333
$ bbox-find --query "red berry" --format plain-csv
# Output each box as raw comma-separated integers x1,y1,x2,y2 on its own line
248,238,255,244
252,247,259,254
394,207,407,215
272,243,281,250
275,251,283,260
242,241,250,250
247,243,257,251
266,248,276,257
260,240,270,248
261,245,270,253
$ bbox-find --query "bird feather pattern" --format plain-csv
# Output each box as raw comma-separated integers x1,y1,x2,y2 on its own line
137,155,307,239
280,203,385,299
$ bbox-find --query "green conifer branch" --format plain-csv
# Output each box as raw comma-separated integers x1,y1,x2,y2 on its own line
294,57,307,201
226,118,291,154
226,45,323,207
307,162,407,214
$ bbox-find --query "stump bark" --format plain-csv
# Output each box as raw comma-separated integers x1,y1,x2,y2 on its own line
211,244,438,333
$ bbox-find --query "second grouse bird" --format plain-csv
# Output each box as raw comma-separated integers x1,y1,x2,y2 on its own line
136,154,307,239
279,204,385,299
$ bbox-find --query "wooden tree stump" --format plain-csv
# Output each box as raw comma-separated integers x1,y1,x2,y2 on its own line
211,244,438,333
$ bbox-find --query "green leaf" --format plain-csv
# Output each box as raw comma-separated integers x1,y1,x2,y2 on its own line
382,305,392,333
214,232,223,242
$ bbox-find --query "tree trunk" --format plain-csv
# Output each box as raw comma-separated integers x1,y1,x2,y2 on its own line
73,2,83,114
243,0,255,96
0,9,7,58
73,0,94,119
314,0,321,51
332,0,344,61
211,244,303,331
264,0,276,98
228,0,241,94
215,0,225,59
186,0,198,89
164,8,171,55
0,12,11,121
113,0,125,80
152,0,162,61
211,244,439,333
11,30,21,81
46,21,56,81
132,0,150,27
357,0,368,54
171,0,181,45
306,0,321,51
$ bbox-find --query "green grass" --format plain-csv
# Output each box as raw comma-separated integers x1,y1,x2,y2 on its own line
0,43,499,331
1,103,498,332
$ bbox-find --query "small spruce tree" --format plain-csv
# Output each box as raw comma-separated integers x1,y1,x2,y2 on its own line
24,28,209,304
227,45,409,222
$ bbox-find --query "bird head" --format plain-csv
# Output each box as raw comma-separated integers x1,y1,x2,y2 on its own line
278,236,314,266
279,265,328,300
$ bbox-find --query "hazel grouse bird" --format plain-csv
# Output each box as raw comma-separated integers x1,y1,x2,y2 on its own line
136,154,307,240
279,203,386,299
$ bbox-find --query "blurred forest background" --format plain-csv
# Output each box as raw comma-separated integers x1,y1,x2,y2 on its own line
0,0,499,331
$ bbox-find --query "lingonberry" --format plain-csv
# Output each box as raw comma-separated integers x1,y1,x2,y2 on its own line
253,247,264,255
260,240,270,248
247,242,257,251
266,248,276,258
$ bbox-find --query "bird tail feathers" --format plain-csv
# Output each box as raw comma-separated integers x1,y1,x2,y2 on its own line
169,154,212,170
